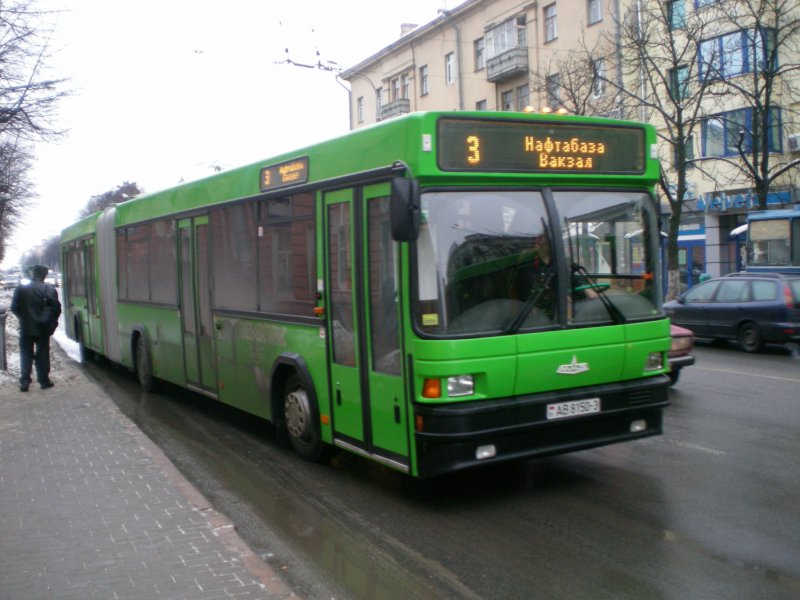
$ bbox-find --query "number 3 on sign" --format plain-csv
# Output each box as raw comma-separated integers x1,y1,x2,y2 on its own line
467,135,480,165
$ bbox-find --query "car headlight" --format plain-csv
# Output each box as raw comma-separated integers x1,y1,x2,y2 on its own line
671,336,692,353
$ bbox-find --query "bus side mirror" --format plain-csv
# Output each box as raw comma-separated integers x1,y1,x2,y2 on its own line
390,178,420,242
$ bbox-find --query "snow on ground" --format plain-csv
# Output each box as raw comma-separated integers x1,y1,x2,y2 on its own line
0,288,81,388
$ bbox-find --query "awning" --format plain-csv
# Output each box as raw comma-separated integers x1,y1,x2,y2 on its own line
730,223,748,237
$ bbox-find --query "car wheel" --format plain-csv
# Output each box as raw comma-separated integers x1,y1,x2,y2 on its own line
738,322,763,353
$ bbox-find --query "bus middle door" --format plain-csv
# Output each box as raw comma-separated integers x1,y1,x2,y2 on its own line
178,217,218,395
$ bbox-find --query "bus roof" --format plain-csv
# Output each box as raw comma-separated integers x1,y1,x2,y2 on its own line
747,206,800,221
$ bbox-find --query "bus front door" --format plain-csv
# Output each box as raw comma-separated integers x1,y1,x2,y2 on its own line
178,217,217,395
324,185,409,469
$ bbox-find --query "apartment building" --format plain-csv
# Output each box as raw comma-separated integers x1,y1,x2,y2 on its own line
342,0,613,123
341,0,800,282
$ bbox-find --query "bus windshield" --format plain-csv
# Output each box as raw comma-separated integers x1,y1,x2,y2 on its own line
748,218,792,266
414,189,661,336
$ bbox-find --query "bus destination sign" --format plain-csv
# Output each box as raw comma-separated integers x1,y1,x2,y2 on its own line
437,118,646,174
260,157,309,192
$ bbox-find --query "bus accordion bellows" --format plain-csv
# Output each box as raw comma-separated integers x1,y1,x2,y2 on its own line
60,111,671,478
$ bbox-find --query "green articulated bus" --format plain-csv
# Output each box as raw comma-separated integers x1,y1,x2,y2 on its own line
61,111,671,478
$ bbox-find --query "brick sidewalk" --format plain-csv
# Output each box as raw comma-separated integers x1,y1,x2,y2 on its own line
0,348,299,600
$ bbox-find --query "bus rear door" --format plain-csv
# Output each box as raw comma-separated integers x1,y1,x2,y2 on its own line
324,184,409,470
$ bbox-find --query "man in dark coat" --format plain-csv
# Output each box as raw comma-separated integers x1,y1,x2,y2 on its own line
10,264,62,392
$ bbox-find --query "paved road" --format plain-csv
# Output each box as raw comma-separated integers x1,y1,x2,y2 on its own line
83,342,800,600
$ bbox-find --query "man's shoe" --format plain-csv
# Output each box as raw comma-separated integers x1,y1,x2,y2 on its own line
20,384,29,392
40,381,54,390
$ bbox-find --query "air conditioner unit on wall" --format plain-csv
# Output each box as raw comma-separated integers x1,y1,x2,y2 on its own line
788,134,800,153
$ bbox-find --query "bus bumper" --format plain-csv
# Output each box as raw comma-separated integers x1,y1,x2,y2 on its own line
413,375,670,478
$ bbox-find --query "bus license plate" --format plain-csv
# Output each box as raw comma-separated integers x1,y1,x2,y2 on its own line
546,398,601,420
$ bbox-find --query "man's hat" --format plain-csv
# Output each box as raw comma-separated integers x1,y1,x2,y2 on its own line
26,264,49,279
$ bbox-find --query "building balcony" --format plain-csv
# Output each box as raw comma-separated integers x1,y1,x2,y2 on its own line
379,98,411,121
486,47,529,83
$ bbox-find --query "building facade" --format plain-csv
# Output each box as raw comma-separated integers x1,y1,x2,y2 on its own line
341,0,800,285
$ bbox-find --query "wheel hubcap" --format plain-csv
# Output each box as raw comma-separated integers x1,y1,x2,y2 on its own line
285,389,311,440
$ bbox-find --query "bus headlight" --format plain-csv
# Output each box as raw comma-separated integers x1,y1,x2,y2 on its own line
644,352,664,371
447,375,474,397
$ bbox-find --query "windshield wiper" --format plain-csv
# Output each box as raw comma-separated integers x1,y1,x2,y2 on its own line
571,263,626,324
504,266,556,334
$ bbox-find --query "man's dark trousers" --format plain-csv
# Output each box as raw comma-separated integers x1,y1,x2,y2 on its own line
19,334,52,386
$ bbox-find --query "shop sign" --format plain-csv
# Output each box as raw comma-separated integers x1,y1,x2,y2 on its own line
695,191,790,213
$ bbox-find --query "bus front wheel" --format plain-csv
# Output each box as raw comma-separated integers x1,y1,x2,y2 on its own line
283,373,326,461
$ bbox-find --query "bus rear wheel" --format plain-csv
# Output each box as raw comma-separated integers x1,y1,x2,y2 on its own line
75,320,95,362
135,335,157,392
283,373,326,461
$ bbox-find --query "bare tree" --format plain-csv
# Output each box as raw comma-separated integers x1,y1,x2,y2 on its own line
0,1,66,141
529,43,621,117
530,2,717,299
0,1,67,262
19,232,58,270
604,0,720,299
80,182,142,218
0,141,34,263
15,181,143,270
699,0,800,208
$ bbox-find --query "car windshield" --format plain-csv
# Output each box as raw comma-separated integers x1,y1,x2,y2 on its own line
413,189,662,336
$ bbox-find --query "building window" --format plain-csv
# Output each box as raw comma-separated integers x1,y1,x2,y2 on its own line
668,0,686,31
703,116,725,157
391,78,400,101
402,74,410,99
474,38,485,70
445,52,456,85
546,73,561,108
699,28,776,81
476,99,487,110
702,107,782,157
592,58,605,97
695,0,721,8
501,90,514,111
420,65,429,96
485,16,527,60
376,87,383,117
516,84,530,111
588,0,602,24
357,96,364,123
669,65,689,100
544,4,557,43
